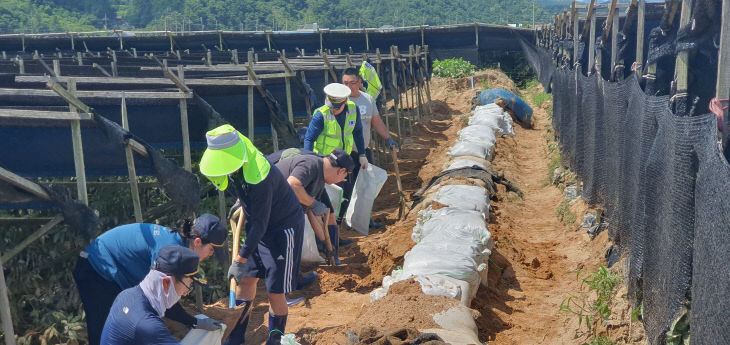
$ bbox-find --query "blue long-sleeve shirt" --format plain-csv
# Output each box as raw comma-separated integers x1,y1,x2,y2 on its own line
101,286,181,345
303,105,366,155
228,164,303,258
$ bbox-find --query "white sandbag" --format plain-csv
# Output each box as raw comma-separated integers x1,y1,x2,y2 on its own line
401,242,486,283
280,334,301,345
448,140,493,160
301,217,325,264
458,125,498,145
422,305,481,345
325,184,343,216
415,211,491,248
180,315,226,345
446,159,486,171
432,185,490,214
469,106,505,134
345,164,388,235
501,111,516,137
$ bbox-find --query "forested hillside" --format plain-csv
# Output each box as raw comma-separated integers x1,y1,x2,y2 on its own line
0,0,559,34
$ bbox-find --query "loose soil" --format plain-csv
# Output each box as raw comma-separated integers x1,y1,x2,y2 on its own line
171,70,644,344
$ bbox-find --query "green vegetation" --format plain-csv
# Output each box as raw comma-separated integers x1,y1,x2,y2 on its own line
560,266,621,336
584,336,616,345
0,0,557,34
556,199,577,225
432,58,477,79
532,92,551,108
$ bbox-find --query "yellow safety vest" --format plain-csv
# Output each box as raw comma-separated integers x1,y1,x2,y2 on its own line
313,101,357,155
360,61,382,100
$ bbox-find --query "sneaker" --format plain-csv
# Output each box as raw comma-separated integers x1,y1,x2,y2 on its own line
286,296,305,307
296,272,318,290
339,237,354,246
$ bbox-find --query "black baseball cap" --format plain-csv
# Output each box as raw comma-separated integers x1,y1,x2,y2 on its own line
192,214,228,264
154,245,208,287
329,148,355,173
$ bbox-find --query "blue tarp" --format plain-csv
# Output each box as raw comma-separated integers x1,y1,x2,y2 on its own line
478,88,533,125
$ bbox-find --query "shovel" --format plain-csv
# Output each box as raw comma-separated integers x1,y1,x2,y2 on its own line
391,148,407,219
228,207,245,309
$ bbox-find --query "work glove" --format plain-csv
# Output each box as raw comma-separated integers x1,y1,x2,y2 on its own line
228,199,242,221
387,137,399,150
228,260,247,284
359,155,368,170
307,200,328,217
193,316,223,331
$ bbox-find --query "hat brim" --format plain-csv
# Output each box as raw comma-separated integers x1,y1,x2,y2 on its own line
200,139,246,177
213,241,229,265
188,272,209,288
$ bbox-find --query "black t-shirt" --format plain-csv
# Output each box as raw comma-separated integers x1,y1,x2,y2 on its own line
275,155,325,201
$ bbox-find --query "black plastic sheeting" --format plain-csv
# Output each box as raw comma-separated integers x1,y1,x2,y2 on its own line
523,42,730,344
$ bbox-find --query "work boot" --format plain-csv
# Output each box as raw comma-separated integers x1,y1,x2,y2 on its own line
296,271,318,290
328,225,342,265
222,299,252,345
266,313,288,345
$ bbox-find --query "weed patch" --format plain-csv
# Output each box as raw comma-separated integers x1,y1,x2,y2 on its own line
560,266,621,335
432,58,476,78
556,200,577,225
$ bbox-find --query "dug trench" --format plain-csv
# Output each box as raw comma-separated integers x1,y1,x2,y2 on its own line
170,70,644,344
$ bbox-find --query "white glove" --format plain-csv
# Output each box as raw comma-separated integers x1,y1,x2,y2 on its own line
359,155,368,170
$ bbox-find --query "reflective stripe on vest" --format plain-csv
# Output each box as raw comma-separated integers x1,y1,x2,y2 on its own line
360,61,382,99
313,101,357,155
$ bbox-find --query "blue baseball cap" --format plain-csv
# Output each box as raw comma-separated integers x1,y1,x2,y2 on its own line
155,245,207,287
192,214,228,264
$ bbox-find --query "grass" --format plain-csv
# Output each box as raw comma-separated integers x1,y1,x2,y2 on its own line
506,192,522,205
583,336,616,345
432,58,476,78
556,199,577,225
560,266,621,335
480,77,491,90
532,92,551,108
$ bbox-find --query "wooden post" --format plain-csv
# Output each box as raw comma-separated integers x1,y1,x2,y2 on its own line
423,45,433,115
177,65,192,172
390,46,402,140
248,86,255,139
121,92,143,222
635,0,646,74
266,31,272,51
611,7,620,80
271,124,279,151
206,50,212,66
365,30,370,51
232,49,239,64
474,23,479,48
53,59,61,76
573,2,580,67
77,52,83,66
68,80,88,205
420,25,425,47
111,61,118,77
69,33,75,51
589,11,597,74
132,47,137,58
282,51,294,124
0,256,17,345
319,30,323,53
17,57,24,74
21,34,24,53
718,0,730,147
674,0,692,108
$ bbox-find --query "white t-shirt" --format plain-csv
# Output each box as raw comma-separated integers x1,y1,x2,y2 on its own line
349,92,379,151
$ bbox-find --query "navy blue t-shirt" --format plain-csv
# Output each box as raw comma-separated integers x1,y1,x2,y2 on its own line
100,286,180,345
230,164,303,258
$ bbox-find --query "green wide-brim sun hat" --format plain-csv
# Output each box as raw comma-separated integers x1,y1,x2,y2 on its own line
200,124,247,178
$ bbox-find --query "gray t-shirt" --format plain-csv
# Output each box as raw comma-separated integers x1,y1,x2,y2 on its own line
349,92,378,151
275,155,325,201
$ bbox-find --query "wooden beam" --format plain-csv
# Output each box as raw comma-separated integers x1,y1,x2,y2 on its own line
46,80,92,114
589,12,597,74
582,0,597,41
248,86,254,139
611,7,620,80
390,46,402,140
0,166,51,200
67,80,89,206
603,0,619,43
91,63,112,77
281,51,294,124
1,215,65,264
120,92,143,222
573,1,580,66
0,253,17,345
718,0,730,147
23,75,260,87
0,89,192,100
321,52,338,81
0,109,93,121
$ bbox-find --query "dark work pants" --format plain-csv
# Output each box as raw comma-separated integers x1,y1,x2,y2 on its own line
73,257,122,345
338,149,373,219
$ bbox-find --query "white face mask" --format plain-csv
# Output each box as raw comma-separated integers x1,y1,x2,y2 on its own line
140,270,182,317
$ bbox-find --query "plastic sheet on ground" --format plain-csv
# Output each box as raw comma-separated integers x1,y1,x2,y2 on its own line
477,88,533,125
432,185,490,214
345,164,388,235
181,315,226,345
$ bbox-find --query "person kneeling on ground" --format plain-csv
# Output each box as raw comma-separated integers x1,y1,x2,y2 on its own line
101,245,218,344
199,124,305,345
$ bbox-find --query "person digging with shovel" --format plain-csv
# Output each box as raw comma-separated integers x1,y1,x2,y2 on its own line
199,124,304,345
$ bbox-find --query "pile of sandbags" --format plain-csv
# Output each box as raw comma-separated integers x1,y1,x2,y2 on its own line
448,103,516,161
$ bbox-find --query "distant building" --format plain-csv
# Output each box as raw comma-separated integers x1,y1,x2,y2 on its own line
297,23,319,31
